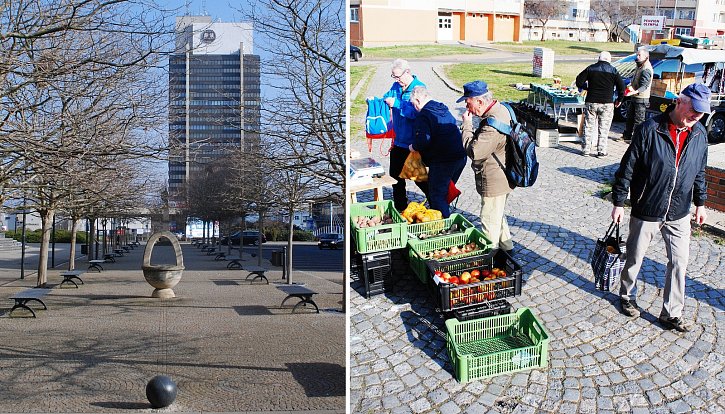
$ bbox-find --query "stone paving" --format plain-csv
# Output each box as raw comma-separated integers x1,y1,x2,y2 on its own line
0,242,345,413
350,58,725,414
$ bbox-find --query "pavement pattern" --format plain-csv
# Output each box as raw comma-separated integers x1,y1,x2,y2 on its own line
0,242,345,413
350,57,725,414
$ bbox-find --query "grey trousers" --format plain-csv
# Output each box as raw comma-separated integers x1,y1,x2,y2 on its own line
619,215,691,318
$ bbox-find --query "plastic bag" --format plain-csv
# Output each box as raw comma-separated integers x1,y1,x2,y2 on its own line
399,150,428,182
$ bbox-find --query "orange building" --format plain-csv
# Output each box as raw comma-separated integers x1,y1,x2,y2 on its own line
349,0,524,47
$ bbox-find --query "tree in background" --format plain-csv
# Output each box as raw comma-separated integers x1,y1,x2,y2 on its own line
524,1,566,41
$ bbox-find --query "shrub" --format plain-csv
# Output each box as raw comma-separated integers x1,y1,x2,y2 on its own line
4,229,88,243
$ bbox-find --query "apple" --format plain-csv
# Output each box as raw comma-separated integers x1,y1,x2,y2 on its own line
460,272,471,284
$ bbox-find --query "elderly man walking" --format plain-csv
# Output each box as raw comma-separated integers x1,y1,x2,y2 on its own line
459,81,515,254
576,51,626,157
611,83,710,332
622,47,654,142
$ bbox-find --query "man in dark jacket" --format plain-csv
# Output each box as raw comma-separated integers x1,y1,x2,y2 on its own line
408,86,466,218
576,51,626,157
611,83,710,332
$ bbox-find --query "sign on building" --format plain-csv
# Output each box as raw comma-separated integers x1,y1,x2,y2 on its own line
641,16,665,31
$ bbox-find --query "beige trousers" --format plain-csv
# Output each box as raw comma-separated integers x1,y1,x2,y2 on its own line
479,193,513,251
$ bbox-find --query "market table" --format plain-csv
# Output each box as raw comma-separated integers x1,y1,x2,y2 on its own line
528,83,585,142
348,174,397,204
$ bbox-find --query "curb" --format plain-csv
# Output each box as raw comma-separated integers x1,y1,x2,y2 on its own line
431,64,462,94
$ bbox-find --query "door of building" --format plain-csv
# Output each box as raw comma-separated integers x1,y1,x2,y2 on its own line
438,13,453,41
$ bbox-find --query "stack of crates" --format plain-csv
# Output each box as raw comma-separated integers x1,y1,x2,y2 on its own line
350,200,409,298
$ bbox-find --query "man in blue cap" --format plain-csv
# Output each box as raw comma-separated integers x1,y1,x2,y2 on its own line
611,83,711,332
458,80,515,255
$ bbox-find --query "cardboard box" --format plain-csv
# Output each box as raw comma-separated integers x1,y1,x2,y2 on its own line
651,79,668,96
659,72,696,93
536,128,559,148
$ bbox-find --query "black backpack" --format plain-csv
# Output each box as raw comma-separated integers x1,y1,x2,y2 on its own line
486,102,539,188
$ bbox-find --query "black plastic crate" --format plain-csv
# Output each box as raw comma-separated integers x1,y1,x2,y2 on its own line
360,250,393,298
426,249,523,312
450,299,512,321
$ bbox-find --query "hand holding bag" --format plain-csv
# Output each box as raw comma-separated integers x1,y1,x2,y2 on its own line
399,150,428,182
590,221,627,291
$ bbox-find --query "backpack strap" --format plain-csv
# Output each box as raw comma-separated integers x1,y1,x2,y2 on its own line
483,103,516,175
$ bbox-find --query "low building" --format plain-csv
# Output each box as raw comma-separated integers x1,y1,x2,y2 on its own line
350,0,525,47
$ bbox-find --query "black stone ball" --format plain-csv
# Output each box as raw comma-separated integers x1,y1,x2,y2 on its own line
146,375,177,408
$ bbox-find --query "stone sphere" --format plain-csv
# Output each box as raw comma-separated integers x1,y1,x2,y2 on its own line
146,375,177,408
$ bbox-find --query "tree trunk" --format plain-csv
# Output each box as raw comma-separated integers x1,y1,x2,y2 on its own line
36,208,55,287
69,216,80,270
89,217,97,260
287,207,294,285
257,213,264,266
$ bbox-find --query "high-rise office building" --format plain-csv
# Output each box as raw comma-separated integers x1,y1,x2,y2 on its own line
168,16,261,210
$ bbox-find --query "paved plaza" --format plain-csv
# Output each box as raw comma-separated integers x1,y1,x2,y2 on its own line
350,57,725,413
0,242,345,413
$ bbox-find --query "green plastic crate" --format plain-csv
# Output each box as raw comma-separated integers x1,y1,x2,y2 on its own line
350,201,408,254
446,307,549,383
406,213,474,244
408,227,493,283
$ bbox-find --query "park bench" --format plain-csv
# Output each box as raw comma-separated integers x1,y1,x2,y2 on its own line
277,285,319,313
130,241,140,247
243,265,269,284
59,270,85,288
113,249,125,257
122,245,131,252
206,247,218,256
8,288,51,318
103,254,116,263
88,260,106,272
214,252,226,261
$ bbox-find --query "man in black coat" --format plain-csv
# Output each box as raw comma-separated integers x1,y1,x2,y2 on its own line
576,51,626,157
611,83,710,332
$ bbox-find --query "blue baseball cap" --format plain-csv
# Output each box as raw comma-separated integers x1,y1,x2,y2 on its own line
681,83,711,114
456,80,489,103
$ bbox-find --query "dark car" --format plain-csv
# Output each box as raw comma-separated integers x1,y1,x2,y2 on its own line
221,230,267,246
611,52,704,121
350,45,362,62
317,233,343,250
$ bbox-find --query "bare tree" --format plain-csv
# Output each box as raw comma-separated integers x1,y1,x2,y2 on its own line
241,0,345,197
524,1,566,41
590,0,639,42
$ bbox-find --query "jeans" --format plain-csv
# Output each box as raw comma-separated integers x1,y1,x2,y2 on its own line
427,157,467,218
389,145,429,211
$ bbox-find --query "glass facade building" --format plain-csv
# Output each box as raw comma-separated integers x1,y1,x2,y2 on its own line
168,16,260,208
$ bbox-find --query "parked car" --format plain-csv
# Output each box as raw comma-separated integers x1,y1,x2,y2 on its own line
611,47,705,121
221,230,267,246
350,45,363,62
317,233,343,250
612,44,725,143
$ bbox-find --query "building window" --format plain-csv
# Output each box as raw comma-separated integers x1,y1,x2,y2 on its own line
350,7,359,23
680,9,695,20
674,27,691,36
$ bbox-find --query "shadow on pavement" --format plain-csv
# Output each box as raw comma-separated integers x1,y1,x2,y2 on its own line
286,362,345,397
90,402,150,410
509,218,725,312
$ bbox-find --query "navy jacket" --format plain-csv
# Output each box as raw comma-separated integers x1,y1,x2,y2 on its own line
576,61,626,104
411,100,466,165
612,113,708,222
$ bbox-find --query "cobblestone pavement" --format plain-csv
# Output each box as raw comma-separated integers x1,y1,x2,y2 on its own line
350,60,725,414
0,242,345,413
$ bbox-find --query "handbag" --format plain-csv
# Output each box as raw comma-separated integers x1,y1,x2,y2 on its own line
590,221,627,291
